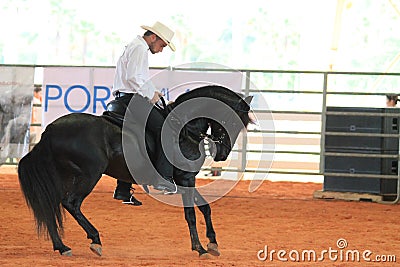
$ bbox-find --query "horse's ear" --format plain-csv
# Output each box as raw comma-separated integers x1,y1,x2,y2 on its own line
244,96,253,105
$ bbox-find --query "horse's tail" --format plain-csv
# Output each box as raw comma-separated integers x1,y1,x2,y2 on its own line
18,128,65,237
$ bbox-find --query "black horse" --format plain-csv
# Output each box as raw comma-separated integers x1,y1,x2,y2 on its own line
18,85,253,257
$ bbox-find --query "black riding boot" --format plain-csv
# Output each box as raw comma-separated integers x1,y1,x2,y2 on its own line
113,180,142,206
152,156,177,195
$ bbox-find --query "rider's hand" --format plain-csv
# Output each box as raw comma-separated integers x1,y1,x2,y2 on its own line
150,91,163,104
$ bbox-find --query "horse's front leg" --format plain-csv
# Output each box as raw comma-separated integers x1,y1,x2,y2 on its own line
182,187,208,257
194,189,220,256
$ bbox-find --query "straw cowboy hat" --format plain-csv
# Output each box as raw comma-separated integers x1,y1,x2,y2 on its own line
141,21,176,51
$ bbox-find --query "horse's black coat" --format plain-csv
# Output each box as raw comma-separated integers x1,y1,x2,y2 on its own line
18,85,252,256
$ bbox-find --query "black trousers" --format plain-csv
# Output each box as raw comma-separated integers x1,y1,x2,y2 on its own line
114,93,174,193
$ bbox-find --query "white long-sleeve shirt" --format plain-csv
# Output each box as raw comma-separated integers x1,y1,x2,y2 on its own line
112,35,157,99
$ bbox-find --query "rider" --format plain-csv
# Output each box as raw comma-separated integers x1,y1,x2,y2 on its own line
111,21,177,205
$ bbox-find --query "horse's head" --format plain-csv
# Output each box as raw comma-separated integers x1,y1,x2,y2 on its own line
209,95,253,161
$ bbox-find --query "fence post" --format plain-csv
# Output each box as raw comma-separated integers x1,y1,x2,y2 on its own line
319,72,328,174
240,70,251,175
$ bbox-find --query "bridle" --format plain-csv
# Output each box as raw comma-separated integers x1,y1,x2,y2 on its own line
199,131,230,150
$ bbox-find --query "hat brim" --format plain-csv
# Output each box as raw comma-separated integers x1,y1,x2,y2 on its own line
141,25,176,52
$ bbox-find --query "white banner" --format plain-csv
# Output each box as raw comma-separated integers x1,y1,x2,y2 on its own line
42,67,114,127
42,66,243,127
0,66,34,162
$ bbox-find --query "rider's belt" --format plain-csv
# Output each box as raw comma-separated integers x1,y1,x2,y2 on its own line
115,91,135,98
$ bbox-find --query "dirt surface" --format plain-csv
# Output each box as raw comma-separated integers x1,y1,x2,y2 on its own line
0,170,399,266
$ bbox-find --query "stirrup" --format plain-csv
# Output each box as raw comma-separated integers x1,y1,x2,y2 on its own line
163,180,178,195
122,195,142,206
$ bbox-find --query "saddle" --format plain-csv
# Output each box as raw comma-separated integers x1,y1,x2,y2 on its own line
101,99,128,128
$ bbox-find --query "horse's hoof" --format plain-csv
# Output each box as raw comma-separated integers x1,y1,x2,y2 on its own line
61,250,72,256
199,252,211,259
207,243,220,256
90,243,102,256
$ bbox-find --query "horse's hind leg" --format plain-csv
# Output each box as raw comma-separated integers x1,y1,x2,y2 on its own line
62,194,102,256
194,189,220,256
47,221,72,256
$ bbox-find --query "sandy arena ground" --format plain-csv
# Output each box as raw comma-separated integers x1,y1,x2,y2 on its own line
0,168,399,266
